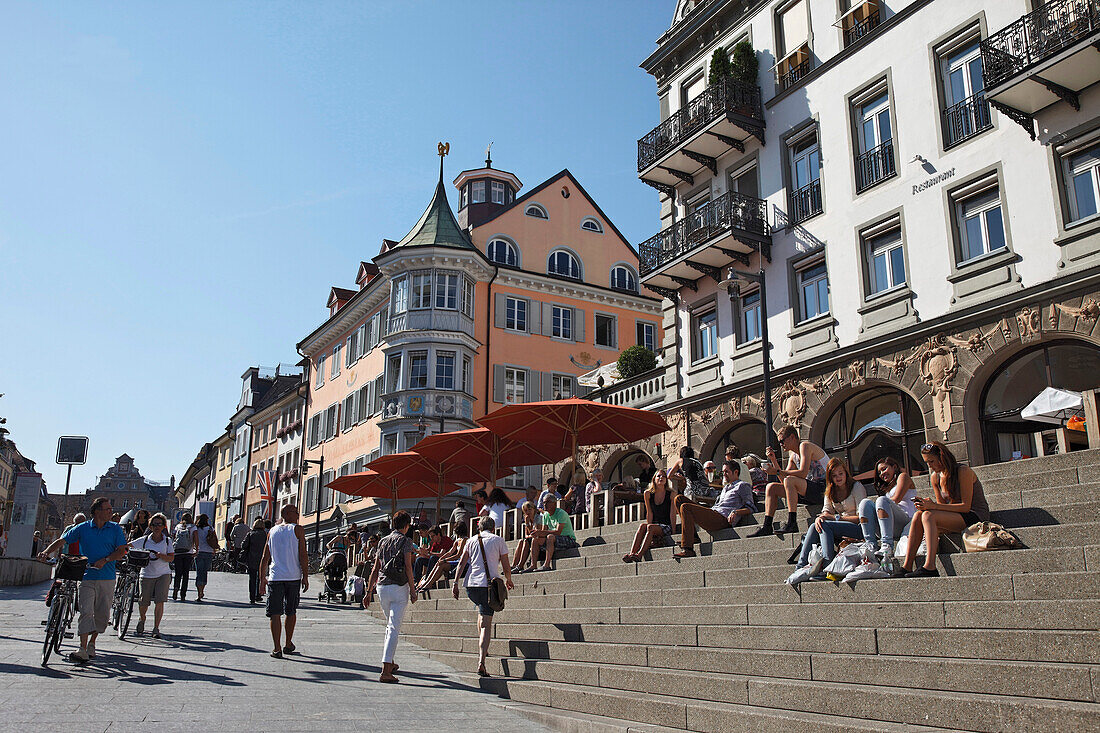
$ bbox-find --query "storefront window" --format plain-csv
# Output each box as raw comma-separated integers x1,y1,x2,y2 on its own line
823,387,925,476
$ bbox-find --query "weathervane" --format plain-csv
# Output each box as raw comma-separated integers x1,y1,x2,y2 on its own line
437,142,449,180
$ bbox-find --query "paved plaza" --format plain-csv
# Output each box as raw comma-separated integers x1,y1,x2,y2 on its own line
0,572,548,733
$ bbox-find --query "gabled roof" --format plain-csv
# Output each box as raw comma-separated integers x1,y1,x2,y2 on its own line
393,179,474,251
327,287,356,308
252,375,302,414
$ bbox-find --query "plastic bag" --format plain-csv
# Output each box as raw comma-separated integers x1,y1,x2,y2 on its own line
823,542,865,580
844,543,890,583
894,535,926,560
785,545,824,586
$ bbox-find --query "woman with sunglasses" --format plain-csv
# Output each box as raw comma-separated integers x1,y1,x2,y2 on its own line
898,441,989,578
857,456,917,561
135,513,174,638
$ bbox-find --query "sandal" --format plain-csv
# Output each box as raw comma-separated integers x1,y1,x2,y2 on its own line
477,666,490,677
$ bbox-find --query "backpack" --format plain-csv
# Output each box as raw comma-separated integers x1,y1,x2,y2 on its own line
173,524,193,552
682,458,717,501
378,535,408,585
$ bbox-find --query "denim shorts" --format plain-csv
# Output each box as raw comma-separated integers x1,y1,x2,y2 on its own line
266,580,301,618
466,586,493,616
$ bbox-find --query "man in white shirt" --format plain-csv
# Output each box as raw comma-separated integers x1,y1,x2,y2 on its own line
258,505,309,659
452,516,514,677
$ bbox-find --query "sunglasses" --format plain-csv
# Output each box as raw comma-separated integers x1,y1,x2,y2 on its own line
920,443,939,453
151,523,165,528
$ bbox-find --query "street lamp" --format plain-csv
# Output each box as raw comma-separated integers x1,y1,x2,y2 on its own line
721,267,777,453
301,453,324,550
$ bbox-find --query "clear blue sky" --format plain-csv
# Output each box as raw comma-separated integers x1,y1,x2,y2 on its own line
0,1,672,496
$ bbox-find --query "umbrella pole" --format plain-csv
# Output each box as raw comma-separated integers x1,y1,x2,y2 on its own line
436,467,444,526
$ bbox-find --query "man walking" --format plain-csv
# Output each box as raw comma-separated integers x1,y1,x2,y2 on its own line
258,504,308,659
229,515,248,564
38,497,128,663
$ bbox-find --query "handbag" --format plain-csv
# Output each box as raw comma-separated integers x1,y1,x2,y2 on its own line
476,534,508,612
962,521,1022,552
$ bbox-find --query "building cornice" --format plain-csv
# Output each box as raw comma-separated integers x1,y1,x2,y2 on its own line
641,0,768,81
298,279,390,357
382,330,482,352
374,246,497,282
495,269,663,314
246,388,305,425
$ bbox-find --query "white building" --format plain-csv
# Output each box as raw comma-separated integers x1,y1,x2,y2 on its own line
628,0,1100,473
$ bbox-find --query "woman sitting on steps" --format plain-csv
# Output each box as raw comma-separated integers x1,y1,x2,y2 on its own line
792,458,867,574
857,456,917,562
511,501,542,572
622,469,676,562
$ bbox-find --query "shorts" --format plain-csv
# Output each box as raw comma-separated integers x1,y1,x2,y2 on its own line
140,575,171,606
77,579,115,636
266,580,301,618
554,535,579,550
801,479,826,505
466,586,493,616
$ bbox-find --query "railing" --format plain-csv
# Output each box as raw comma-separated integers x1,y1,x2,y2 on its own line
638,190,769,277
981,0,1100,89
386,310,475,338
854,139,896,193
777,57,813,92
789,178,823,225
594,369,664,410
843,9,882,47
637,76,764,171
943,92,993,148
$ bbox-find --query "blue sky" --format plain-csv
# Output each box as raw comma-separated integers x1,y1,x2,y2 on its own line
0,1,672,496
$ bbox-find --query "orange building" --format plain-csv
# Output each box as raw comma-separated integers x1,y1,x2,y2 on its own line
295,156,662,547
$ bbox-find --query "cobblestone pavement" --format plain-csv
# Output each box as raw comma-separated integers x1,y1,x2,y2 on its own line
0,572,548,733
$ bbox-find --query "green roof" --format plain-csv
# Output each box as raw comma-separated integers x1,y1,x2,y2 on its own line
395,179,474,250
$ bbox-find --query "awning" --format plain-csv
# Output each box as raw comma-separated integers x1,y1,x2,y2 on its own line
1021,387,1084,425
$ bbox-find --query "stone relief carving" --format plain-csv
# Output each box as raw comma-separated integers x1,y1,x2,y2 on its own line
846,360,866,386
1016,306,1042,343
874,353,911,378
662,410,687,459
728,396,742,420
917,336,959,437
584,446,604,473
774,380,808,429
1055,298,1100,323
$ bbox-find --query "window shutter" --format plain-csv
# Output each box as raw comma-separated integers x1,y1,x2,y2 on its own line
493,364,505,403
542,302,554,336
494,293,506,328
526,369,539,403
528,298,541,334
574,308,586,342
542,372,553,401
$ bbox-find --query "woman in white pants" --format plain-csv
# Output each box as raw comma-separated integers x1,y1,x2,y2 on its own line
364,510,417,683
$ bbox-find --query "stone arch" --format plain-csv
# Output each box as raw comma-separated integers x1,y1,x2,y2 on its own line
557,460,585,488
699,417,769,465
601,447,656,487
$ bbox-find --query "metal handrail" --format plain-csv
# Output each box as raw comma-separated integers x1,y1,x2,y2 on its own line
843,9,881,47
980,0,1099,88
777,57,813,92
854,139,896,193
638,189,769,277
942,92,993,148
637,77,764,172
789,179,823,226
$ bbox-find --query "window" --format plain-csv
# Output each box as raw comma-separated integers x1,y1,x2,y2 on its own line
776,0,812,89
595,314,617,348
373,375,384,412
342,393,357,431
680,71,706,107
789,131,822,223
324,404,338,440
392,277,408,314
460,185,468,209
434,272,458,309
854,90,895,192
525,204,548,219
610,266,637,292
331,345,341,378
941,39,991,147
357,384,370,423
462,356,471,393
552,374,574,399
505,297,527,331
797,261,830,321
491,181,505,204
866,227,906,295
471,181,486,204
347,330,359,367
548,250,581,279
636,321,657,352
1064,141,1100,223
367,314,380,350
729,162,759,200
321,469,334,510
383,434,398,456
580,217,603,233
411,272,432,309
387,354,402,393
552,305,573,340
315,355,326,387
461,278,474,317
955,184,1006,262
487,239,518,266
693,309,718,362
302,477,317,513
741,290,761,343
505,368,526,404
408,351,428,389
436,351,456,390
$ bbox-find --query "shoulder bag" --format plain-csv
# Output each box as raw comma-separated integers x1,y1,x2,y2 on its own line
963,521,1023,552
476,533,508,612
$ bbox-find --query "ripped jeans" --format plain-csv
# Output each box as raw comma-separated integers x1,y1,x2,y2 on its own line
857,496,912,547
797,519,863,566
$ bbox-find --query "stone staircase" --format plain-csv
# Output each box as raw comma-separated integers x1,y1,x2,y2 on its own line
375,450,1100,732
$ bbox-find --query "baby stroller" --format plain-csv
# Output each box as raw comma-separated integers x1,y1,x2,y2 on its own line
318,550,348,604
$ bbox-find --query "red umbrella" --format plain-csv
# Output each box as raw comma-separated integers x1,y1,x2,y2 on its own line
327,469,463,519
366,451,513,520
477,398,670,481
410,427,571,489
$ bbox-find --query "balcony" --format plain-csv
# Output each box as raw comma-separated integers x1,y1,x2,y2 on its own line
591,368,664,411
837,0,882,49
638,189,770,294
980,0,1099,118
854,139,897,193
775,43,813,92
386,310,475,339
377,388,474,425
943,92,993,148
637,77,765,192
789,179,823,226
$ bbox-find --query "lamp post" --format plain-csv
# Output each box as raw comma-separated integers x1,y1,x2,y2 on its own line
301,453,324,550
722,267,777,452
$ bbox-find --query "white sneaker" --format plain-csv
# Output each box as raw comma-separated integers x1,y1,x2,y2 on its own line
878,541,893,559
68,648,89,663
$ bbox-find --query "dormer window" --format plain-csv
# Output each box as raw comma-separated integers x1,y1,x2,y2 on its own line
491,181,505,204
525,204,548,219
610,265,637,292
471,181,486,204
548,249,582,280
580,217,604,233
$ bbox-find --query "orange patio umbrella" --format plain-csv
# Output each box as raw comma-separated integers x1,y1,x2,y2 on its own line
366,451,513,520
410,427,572,490
327,469,463,520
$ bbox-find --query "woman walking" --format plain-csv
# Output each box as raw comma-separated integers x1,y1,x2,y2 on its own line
365,510,417,683
241,517,267,604
172,513,196,601
135,513,173,638
128,509,151,541
452,516,514,677
192,514,219,602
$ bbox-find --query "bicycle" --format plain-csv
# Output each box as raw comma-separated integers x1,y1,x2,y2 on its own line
111,549,150,640
42,555,86,667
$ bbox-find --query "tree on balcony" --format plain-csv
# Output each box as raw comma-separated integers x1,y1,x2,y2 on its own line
618,345,658,379
730,41,758,85
708,47,732,86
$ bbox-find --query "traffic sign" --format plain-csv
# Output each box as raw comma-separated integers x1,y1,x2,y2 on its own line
56,436,89,465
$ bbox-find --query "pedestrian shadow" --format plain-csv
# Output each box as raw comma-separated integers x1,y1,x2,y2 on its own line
0,660,73,679
156,633,259,655
288,653,491,693
76,650,247,687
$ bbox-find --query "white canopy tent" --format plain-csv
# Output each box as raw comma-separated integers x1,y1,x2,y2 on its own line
1020,387,1084,425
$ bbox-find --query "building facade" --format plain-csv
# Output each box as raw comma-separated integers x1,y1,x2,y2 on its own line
210,432,234,534
616,0,1100,478
243,376,304,524
66,454,177,518
296,158,663,547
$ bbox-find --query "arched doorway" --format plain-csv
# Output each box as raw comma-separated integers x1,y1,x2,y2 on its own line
605,450,655,487
980,340,1100,463
822,386,926,476
707,420,769,470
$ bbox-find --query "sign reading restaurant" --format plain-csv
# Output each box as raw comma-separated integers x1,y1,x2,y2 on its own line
912,167,956,195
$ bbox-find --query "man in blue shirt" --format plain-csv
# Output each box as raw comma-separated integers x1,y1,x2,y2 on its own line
42,497,128,663
673,460,755,558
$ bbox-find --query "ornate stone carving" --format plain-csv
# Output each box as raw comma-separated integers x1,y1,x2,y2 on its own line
728,396,743,420
695,406,722,429
917,336,959,438
847,360,866,386
1055,298,1100,323
584,446,604,473
874,353,910,378
774,380,808,429
999,317,1013,343
662,410,688,459
1016,306,1042,343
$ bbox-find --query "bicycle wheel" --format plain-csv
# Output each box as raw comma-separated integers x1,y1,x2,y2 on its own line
118,578,138,639
54,594,72,653
42,599,63,666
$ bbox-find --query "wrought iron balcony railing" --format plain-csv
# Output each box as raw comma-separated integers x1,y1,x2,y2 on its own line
981,0,1099,89
789,179,822,226
854,139,897,193
638,190,769,277
943,92,993,148
843,9,881,48
637,77,764,172
777,57,813,92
